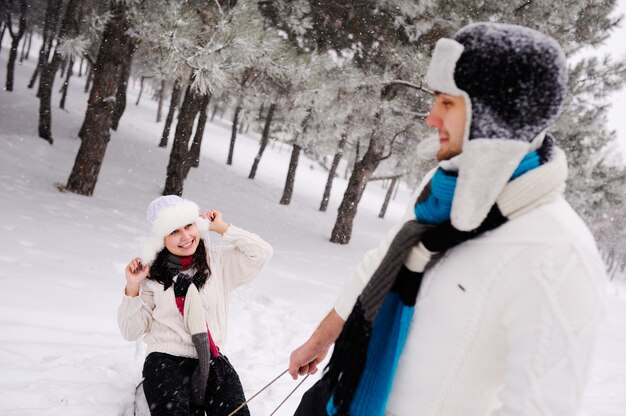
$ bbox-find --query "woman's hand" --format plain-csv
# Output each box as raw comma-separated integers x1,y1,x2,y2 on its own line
202,210,230,235
124,257,150,297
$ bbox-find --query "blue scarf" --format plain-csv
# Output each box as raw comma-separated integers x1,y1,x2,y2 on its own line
324,148,544,416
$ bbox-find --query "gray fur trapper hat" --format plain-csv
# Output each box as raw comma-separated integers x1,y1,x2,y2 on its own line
425,22,567,231
141,195,210,264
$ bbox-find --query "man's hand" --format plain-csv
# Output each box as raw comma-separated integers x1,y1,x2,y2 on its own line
288,309,345,380
289,339,330,379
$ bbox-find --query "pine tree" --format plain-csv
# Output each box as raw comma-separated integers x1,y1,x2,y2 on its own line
65,0,135,195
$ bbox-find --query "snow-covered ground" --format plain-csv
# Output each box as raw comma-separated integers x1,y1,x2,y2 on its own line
1,37,625,415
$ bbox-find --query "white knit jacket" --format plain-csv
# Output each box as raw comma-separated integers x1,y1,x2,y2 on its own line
118,225,272,358
334,173,606,416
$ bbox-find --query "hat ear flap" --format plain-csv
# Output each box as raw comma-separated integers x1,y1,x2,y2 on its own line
451,138,530,231
196,216,210,235
141,235,165,265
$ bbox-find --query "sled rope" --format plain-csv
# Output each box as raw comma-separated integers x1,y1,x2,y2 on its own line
226,369,310,416
268,374,310,416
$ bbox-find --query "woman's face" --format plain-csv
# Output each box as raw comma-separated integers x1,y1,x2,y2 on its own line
164,223,200,257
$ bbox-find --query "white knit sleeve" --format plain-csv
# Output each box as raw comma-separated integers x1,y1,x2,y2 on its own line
216,224,273,292
117,281,155,341
333,168,437,320
492,244,606,416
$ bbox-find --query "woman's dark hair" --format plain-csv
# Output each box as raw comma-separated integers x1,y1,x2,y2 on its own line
148,239,211,288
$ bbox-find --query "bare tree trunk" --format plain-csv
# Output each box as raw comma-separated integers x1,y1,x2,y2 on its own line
156,79,165,122
111,40,135,130
4,1,28,92
225,69,255,165
344,140,359,180
279,143,302,205
58,57,73,109
379,176,400,218
226,102,242,165
330,135,384,244
23,26,32,60
319,134,347,212
59,57,67,78
162,83,204,196
65,2,132,196
258,102,265,121
38,0,81,143
238,113,246,133
0,23,6,55
248,102,276,179
159,79,181,147
135,75,146,105
28,0,62,90
77,57,83,76
19,25,30,63
278,108,312,205
37,50,62,142
186,93,211,172
28,60,40,89
84,61,92,92
210,103,219,121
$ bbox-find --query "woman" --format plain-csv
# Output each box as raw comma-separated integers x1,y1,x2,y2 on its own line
118,195,272,416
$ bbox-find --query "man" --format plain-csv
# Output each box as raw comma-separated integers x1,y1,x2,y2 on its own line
289,22,606,416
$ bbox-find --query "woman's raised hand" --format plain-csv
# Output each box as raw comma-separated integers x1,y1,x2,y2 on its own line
202,210,230,235
124,257,150,297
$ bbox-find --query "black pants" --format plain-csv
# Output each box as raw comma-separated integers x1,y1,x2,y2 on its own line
293,380,327,416
143,352,250,416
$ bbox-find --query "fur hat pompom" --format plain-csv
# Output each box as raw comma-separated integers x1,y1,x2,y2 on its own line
140,195,210,264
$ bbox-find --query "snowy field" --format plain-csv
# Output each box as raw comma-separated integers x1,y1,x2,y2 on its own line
1,38,625,415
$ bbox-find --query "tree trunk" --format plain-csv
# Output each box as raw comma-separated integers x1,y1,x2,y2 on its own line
379,176,399,218
330,135,384,244
156,79,165,122
4,1,28,92
65,2,132,196
59,58,73,109
238,113,245,133
159,79,182,147
319,134,347,212
186,93,211,173
37,50,62,142
135,75,146,105
162,83,204,196
78,57,83,76
19,25,30,63
24,27,32,60
278,108,312,204
226,102,242,165
28,58,41,89
279,143,302,205
28,0,63,89
258,102,265,121
248,102,276,179
111,40,136,131
37,0,81,143
59,57,67,78
210,103,219,121
84,62,92,92
0,23,6,55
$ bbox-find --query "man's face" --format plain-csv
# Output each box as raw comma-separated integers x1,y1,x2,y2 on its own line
425,93,467,161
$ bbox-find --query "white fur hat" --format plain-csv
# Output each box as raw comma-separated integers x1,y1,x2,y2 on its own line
141,195,210,264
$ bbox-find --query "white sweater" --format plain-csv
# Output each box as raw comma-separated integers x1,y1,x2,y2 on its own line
334,181,606,416
118,225,272,358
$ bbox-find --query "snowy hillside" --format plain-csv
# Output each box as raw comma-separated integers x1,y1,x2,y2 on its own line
1,38,625,415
